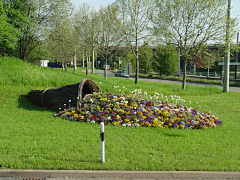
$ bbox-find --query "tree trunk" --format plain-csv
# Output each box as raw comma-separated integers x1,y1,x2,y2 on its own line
61,59,65,71
92,46,94,73
104,56,107,80
65,60,67,71
74,48,77,74
86,53,88,76
182,59,187,90
135,45,139,84
83,50,85,68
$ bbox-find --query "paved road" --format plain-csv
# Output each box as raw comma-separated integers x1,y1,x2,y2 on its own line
2,178,238,180
91,69,240,93
1,170,240,180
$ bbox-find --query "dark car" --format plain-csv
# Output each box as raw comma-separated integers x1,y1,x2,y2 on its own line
115,70,130,78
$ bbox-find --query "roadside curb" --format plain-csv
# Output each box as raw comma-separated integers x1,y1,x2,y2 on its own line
1,170,240,179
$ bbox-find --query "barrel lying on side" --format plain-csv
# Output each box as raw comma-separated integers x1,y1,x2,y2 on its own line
27,78,100,110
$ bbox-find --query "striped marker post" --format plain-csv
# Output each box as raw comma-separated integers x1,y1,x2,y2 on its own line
100,122,105,163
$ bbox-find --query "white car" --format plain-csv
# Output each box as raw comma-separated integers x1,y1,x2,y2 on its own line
115,70,130,78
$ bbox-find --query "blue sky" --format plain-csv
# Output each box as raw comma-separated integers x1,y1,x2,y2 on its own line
70,0,240,30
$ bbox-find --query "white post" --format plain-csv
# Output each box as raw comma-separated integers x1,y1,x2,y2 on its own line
100,122,105,163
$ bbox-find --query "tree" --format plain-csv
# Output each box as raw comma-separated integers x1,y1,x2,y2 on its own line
153,44,179,76
97,4,123,80
75,3,98,76
152,0,238,90
46,0,75,71
115,0,155,84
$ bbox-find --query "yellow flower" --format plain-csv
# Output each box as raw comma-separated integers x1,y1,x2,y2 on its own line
153,119,160,127
112,121,118,126
162,110,168,116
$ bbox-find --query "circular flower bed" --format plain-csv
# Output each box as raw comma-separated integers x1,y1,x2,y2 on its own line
55,90,221,130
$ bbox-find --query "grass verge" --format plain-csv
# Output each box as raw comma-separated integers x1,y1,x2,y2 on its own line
0,56,240,170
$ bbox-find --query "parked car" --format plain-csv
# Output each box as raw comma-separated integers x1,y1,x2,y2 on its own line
115,70,130,78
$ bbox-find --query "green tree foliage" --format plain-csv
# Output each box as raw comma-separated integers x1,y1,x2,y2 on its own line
139,44,153,74
3,0,33,58
0,0,21,56
154,44,179,76
125,50,136,72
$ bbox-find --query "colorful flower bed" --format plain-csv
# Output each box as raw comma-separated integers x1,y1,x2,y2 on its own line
55,90,222,129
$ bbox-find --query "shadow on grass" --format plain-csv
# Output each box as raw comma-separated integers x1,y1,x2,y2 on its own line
18,95,57,113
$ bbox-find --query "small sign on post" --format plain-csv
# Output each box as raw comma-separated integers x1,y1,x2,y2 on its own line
125,60,132,76
100,122,105,163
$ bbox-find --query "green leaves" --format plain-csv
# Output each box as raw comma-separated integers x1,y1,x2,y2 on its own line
0,1,21,54
154,44,179,76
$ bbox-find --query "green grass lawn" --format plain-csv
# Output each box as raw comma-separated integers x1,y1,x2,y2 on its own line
0,57,240,171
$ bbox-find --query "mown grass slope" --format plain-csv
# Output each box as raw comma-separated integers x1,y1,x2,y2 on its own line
0,56,239,171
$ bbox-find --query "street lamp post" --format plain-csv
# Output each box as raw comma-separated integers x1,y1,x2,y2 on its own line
223,0,231,92
178,45,181,76
207,55,211,78
222,57,224,85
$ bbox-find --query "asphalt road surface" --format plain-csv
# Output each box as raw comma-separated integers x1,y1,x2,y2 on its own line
90,69,240,93
1,178,237,180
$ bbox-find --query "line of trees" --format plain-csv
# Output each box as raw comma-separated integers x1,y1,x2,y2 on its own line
1,0,238,89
